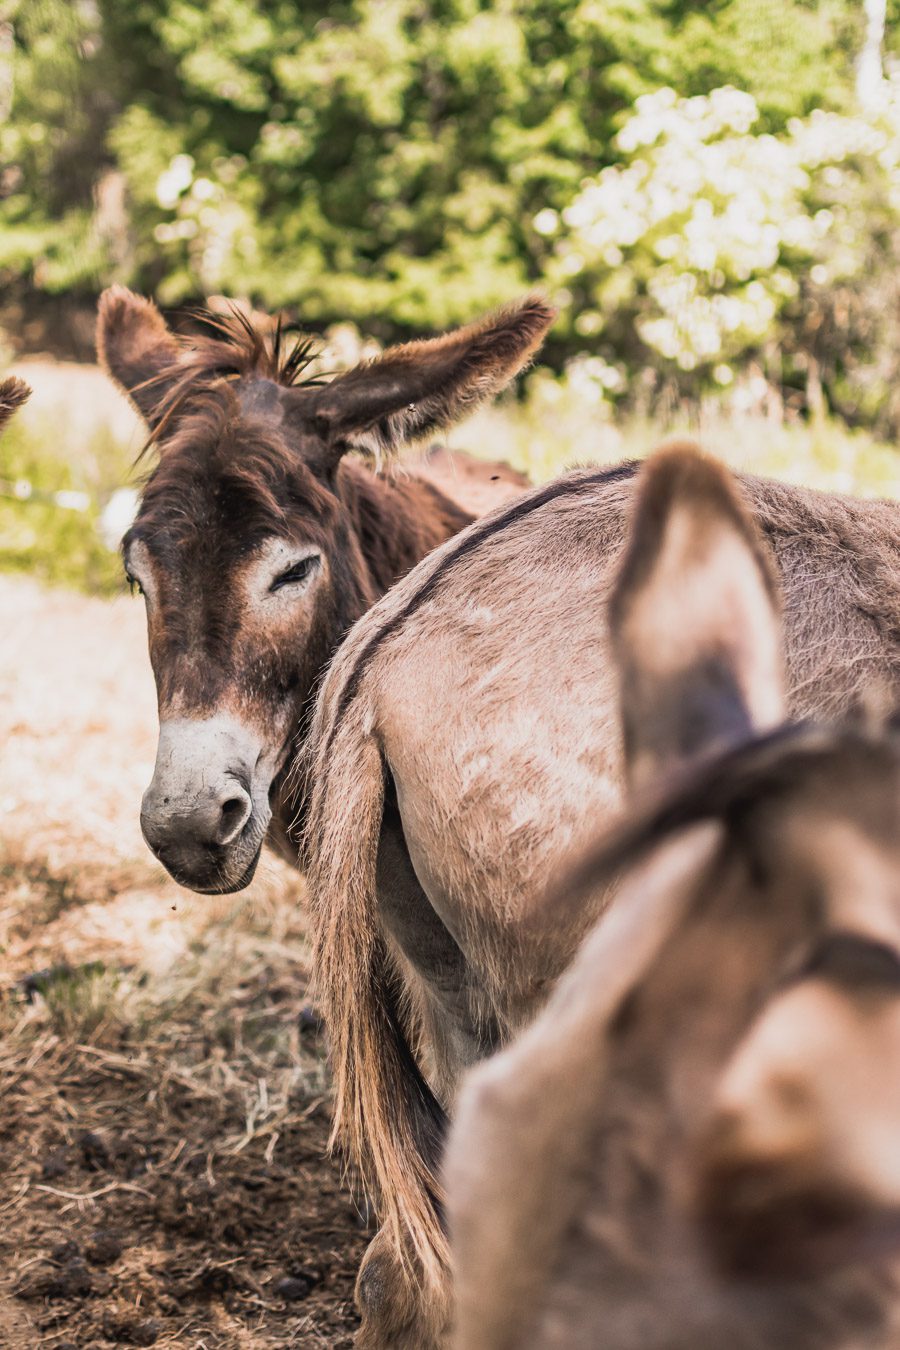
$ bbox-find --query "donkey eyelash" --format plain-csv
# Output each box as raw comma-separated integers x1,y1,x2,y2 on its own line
270,555,320,592
125,571,144,597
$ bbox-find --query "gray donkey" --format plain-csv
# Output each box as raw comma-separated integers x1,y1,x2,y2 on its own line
446,445,900,1350
305,445,900,1346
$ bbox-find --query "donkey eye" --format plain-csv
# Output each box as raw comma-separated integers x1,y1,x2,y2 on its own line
270,554,320,592
125,571,143,597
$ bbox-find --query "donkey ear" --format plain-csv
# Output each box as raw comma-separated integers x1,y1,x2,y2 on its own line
609,444,784,791
97,286,183,429
304,295,555,472
695,958,900,1277
0,375,30,433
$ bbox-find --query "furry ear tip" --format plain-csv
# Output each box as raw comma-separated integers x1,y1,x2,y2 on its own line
97,285,165,337
640,439,708,477
527,290,557,314
98,283,141,314
610,443,769,626
635,442,750,520
509,292,558,330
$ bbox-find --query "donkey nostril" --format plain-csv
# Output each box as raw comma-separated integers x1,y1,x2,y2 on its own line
216,793,252,846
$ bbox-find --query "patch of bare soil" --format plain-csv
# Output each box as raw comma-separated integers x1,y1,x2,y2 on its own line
1,1008,367,1349
0,575,366,1347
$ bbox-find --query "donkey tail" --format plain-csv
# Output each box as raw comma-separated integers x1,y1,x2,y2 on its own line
305,695,450,1303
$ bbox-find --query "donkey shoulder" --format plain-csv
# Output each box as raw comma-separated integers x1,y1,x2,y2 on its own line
311,463,641,727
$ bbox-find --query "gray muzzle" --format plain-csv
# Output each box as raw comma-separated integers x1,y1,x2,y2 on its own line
141,714,274,893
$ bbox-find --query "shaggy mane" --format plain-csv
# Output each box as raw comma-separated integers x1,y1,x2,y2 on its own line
126,395,340,548
179,306,326,388
135,306,327,458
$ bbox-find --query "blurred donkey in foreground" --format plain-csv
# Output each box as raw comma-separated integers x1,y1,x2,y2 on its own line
448,446,900,1350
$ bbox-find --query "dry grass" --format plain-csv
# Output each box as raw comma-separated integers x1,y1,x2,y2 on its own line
459,394,900,497
0,574,365,1347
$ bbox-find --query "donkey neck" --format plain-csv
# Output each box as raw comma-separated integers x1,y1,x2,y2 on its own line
267,456,474,861
336,456,474,594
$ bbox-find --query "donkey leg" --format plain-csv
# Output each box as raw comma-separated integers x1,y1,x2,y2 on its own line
378,781,496,1086
355,1226,452,1350
350,784,492,1347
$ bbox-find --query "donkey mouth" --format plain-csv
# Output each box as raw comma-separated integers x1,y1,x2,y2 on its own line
152,831,265,895
189,842,264,895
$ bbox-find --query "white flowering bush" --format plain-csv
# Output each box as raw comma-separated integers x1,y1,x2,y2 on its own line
547,80,900,426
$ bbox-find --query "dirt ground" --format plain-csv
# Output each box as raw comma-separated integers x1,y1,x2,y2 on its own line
0,574,367,1348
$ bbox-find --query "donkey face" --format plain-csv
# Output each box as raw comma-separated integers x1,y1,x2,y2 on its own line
120,397,353,895
99,288,552,893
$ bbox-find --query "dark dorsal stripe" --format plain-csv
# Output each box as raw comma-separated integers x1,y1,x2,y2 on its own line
322,460,638,751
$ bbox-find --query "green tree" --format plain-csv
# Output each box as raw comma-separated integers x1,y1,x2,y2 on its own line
0,0,872,333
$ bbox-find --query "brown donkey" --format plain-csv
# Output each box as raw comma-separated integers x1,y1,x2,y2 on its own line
97,288,552,893
0,375,30,433
446,448,900,1350
305,449,900,1345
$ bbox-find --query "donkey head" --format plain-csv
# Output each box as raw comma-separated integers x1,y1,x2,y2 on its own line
98,288,553,893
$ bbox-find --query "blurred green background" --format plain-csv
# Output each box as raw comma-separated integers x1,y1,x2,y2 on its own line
3,0,900,590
